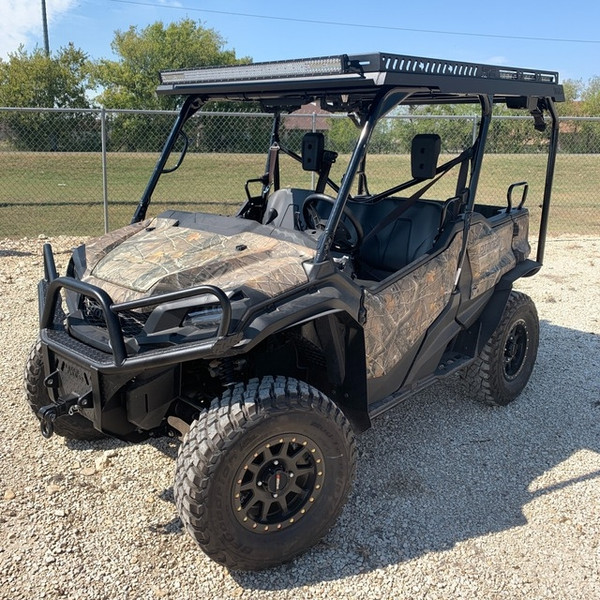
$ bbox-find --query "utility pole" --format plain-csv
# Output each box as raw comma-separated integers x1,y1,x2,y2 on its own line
41,0,50,56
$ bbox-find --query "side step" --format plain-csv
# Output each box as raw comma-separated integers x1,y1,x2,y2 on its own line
369,351,473,420
434,351,474,377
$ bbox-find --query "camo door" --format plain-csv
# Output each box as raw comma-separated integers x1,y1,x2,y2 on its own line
362,235,462,379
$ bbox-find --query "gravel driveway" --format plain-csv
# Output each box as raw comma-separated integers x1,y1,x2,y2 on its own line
1,235,599,600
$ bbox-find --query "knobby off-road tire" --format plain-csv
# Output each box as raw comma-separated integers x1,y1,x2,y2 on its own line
24,337,105,440
174,376,357,571
463,291,539,406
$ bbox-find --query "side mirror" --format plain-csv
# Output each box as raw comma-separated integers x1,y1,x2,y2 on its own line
302,132,325,172
411,134,441,179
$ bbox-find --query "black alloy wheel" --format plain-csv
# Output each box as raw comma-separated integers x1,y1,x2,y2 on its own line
232,433,325,533
174,376,356,571
463,291,539,406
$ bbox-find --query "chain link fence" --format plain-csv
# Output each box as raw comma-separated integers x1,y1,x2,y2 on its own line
1,107,598,238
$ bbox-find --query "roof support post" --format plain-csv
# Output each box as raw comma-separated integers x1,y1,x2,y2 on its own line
536,99,559,264
314,89,410,264
131,96,203,224
453,94,493,291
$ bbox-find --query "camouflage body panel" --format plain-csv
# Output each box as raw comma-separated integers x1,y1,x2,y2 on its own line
467,213,530,299
363,235,462,379
82,217,311,304
83,220,151,270
467,220,516,298
362,210,530,379
510,211,531,262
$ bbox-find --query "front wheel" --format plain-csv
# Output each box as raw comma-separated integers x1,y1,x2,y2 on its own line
462,291,539,406
174,376,357,571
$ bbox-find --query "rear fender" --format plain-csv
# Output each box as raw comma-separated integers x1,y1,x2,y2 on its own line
473,259,541,353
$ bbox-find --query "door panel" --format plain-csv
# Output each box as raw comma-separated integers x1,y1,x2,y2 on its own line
363,235,462,379
467,219,518,299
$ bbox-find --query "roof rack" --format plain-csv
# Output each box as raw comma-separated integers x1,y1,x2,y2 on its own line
156,52,563,103
360,53,559,84
160,55,348,86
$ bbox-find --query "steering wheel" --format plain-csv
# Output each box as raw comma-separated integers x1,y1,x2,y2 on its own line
302,193,364,253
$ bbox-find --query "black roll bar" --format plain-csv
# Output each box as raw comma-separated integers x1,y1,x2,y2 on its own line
537,99,560,264
314,88,412,263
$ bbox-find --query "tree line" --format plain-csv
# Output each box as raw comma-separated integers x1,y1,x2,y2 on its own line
1,20,598,154
0,20,267,153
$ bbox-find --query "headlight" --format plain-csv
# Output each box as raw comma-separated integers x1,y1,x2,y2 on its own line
182,305,223,331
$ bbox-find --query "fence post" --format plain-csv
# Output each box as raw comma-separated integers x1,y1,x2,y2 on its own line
471,115,478,145
100,106,109,233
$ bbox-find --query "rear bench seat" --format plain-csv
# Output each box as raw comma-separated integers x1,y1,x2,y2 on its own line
349,197,445,280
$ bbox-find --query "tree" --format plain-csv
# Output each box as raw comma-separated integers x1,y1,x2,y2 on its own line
580,77,600,115
327,117,360,154
0,44,97,151
91,19,253,152
556,79,584,117
555,78,600,153
92,19,246,110
0,44,91,109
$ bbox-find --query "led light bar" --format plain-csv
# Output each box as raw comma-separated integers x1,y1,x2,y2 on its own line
160,56,347,86
497,68,558,83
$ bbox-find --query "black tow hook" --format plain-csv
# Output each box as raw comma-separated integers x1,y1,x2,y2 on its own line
37,393,89,439
38,405,58,438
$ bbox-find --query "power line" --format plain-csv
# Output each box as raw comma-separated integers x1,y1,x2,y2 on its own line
106,0,600,45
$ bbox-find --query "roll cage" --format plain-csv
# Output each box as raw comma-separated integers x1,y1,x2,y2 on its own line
132,52,563,265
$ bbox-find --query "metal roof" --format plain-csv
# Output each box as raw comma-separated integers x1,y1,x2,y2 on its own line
156,52,565,105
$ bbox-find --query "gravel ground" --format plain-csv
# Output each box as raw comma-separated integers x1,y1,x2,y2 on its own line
1,235,599,600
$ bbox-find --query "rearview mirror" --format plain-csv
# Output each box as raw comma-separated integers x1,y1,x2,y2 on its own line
411,134,441,179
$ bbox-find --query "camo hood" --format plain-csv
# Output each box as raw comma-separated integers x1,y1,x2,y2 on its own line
81,217,312,304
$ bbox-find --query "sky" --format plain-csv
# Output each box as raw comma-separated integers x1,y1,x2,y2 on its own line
1,0,600,85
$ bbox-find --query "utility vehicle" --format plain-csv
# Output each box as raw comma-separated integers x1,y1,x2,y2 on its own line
26,52,564,570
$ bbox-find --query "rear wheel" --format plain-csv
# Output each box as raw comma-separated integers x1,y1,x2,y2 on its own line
463,291,539,406
174,376,357,570
24,337,105,440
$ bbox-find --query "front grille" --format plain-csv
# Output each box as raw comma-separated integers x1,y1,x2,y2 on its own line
119,310,149,337
82,297,106,327
82,298,149,337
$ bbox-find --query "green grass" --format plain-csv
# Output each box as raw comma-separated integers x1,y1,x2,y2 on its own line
0,151,598,237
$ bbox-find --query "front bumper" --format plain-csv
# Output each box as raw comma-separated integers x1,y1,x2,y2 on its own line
40,243,234,370
37,243,238,438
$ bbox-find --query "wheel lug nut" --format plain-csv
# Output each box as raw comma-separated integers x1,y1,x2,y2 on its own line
273,460,279,466
273,493,278,498
289,472,294,478
257,481,262,487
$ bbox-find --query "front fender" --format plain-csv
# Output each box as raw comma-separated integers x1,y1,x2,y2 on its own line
237,286,371,433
